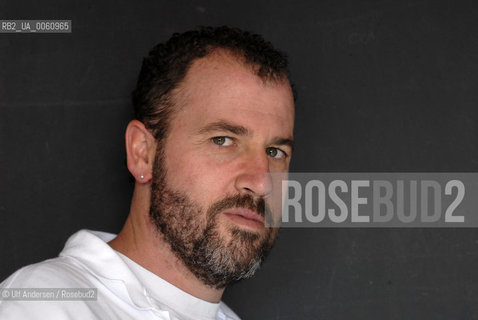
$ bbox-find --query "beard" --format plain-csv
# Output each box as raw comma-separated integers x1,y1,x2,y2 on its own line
149,148,278,289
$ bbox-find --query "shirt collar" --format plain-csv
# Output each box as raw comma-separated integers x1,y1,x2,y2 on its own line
58,229,221,319
117,251,221,320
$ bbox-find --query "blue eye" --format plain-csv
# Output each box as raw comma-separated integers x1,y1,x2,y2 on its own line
266,147,286,159
211,136,234,146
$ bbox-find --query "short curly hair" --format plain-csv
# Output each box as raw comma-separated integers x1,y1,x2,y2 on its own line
132,26,292,142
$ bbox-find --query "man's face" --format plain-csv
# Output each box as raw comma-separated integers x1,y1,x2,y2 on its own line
149,52,295,288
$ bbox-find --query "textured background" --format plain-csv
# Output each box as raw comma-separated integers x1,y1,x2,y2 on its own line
1,0,478,319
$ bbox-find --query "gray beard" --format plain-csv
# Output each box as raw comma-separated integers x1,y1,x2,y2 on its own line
149,149,277,289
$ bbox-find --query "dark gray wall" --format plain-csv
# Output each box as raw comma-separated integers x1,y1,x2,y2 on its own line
1,0,478,319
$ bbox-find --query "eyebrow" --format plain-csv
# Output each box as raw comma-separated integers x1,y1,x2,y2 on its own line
197,120,250,136
271,137,295,152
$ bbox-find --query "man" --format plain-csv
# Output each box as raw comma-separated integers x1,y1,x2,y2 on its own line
0,26,295,319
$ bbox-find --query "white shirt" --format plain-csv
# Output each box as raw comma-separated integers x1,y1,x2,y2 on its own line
0,229,241,320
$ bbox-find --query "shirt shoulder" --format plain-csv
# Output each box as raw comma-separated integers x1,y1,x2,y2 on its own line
1,256,94,288
0,257,101,320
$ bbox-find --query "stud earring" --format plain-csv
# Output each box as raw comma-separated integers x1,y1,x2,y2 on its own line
140,175,144,179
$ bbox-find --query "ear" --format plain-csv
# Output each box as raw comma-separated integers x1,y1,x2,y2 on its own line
125,120,156,183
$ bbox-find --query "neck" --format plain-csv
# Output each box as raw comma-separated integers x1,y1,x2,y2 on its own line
108,183,224,303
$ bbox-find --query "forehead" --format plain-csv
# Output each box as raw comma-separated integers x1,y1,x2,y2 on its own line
171,51,295,132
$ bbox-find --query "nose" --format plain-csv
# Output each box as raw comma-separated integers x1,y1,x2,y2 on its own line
234,149,273,198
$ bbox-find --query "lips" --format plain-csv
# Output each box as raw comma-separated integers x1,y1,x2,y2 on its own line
223,208,265,229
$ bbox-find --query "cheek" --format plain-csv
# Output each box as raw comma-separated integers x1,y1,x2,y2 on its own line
165,151,233,201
